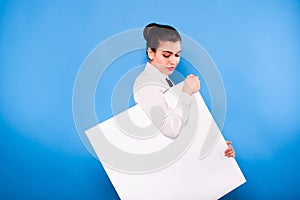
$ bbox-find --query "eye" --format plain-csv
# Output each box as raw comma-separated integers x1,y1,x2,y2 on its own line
175,53,180,57
163,54,171,58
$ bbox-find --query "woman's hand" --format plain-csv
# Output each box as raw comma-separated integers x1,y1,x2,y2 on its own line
182,74,200,95
224,141,235,158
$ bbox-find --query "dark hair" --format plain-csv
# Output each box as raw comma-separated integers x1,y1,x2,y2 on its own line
143,23,181,52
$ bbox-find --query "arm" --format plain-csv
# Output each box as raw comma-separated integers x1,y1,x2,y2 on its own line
134,85,192,138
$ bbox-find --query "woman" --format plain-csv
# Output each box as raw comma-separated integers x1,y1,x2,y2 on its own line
133,23,235,158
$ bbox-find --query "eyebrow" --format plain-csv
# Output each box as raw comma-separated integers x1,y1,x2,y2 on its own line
162,50,182,54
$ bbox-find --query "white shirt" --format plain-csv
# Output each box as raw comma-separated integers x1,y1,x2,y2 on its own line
133,62,192,138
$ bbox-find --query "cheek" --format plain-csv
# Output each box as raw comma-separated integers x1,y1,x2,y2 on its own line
170,57,180,65
157,56,168,65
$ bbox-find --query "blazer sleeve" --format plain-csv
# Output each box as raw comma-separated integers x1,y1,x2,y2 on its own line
134,85,192,138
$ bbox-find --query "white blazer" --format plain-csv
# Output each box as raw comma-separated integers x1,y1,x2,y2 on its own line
133,62,192,138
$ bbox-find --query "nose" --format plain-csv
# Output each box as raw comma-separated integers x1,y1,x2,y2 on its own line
169,55,179,66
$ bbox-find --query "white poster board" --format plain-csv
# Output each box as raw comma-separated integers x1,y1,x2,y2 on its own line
86,83,246,200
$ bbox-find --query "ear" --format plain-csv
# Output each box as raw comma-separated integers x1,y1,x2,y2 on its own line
147,48,154,60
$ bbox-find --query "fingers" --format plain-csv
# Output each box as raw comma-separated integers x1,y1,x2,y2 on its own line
186,75,200,93
224,141,235,158
182,74,200,95
224,148,235,158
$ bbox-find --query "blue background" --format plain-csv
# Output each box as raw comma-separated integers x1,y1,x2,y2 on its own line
1,0,300,199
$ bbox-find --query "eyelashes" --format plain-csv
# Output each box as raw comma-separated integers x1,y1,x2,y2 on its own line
163,54,180,58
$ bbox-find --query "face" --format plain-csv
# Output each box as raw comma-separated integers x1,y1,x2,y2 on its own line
148,40,181,75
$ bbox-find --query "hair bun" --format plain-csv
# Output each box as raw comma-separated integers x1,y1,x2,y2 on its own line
143,23,158,41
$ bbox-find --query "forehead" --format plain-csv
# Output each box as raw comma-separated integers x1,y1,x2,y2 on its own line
157,41,181,53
